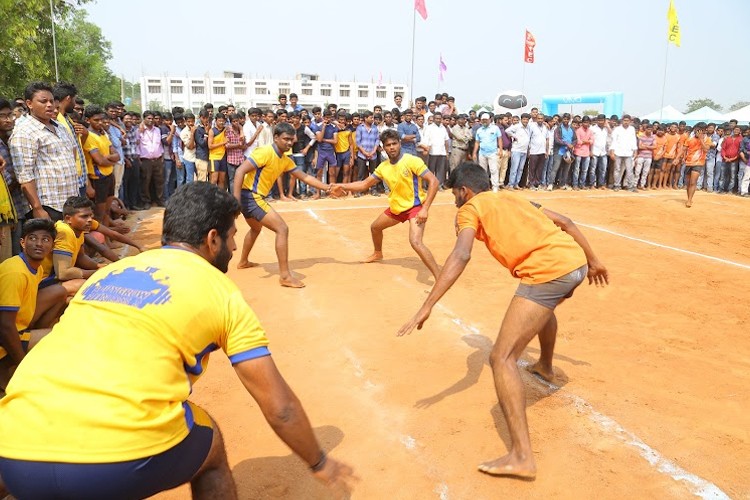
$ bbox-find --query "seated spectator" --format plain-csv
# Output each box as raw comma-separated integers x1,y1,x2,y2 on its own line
0,219,67,390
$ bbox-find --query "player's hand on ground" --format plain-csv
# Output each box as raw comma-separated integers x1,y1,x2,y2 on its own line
312,456,358,498
587,260,609,286
397,307,431,336
415,207,428,225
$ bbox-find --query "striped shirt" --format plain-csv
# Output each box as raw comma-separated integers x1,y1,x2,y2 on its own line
9,116,78,212
123,125,139,160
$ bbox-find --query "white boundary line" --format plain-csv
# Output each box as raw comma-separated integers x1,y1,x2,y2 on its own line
305,208,731,499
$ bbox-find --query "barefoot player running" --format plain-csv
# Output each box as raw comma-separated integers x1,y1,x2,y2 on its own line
398,163,608,480
335,129,442,280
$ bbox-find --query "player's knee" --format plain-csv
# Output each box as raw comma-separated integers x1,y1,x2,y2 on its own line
408,233,423,250
489,348,514,370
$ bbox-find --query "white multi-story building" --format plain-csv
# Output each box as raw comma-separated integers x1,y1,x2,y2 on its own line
140,72,409,114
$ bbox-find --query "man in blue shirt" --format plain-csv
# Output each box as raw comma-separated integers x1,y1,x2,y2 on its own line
471,113,501,191
105,103,125,199
354,111,381,196
397,109,420,156
312,111,337,199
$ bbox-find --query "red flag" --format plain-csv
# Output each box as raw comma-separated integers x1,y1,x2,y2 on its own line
524,30,536,63
414,0,428,20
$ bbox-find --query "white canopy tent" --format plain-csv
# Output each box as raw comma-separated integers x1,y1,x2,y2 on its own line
640,105,685,122
682,106,724,124
723,104,750,123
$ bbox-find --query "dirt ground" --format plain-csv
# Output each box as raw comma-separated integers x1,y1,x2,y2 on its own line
136,188,749,499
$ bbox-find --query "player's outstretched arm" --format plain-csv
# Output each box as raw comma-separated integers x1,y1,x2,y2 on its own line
234,356,358,496
542,208,609,286
397,228,475,336
336,175,378,194
291,169,334,195
96,224,144,253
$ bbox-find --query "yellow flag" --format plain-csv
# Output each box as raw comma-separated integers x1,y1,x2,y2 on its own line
667,0,680,47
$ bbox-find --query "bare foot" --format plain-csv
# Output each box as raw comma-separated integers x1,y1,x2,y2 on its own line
310,193,320,200
280,196,292,202
279,275,305,288
288,195,298,202
526,361,555,383
237,261,259,269
685,200,692,208
478,454,536,479
361,251,383,263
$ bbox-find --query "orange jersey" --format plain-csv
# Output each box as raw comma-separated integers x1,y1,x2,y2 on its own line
684,137,707,166
663,133,680,159
456,191,587,284
653,135,668,160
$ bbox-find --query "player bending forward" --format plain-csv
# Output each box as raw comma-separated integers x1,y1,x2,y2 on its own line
398,163,608,479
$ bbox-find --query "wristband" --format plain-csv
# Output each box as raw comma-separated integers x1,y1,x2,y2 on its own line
310,450,327,472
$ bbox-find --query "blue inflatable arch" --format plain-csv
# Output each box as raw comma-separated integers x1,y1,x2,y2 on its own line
541,92,623,117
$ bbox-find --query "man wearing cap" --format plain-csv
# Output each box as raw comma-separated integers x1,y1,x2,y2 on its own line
450,115,472,172
472,113,502,191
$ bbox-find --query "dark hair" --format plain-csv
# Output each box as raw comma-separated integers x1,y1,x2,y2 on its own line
173,113,184,122
24,81,53,101
75,97,85,106
274,122,295,137
623,114,632,120
142,110,154,119
275,109,288,117
380,129,399,144
678,120,686,126
581,115,591,123
693,121,707,130
312,106,322,114
562,113,571,119
162,111,173,120
171,106,185,116
203,103,214,109
104,101,119,110
362,110,373,118
248,107,261,115
62,196,95,216
162,182,240,247
445,163,490,192
0,98,10,111
52,82,77,102
184,112,195,120
416,96,426,103
214,114,226,122
84,105,105,119
289,93,297,99
278,94,287,100
520,113,531,119
323,110,333,117
153,111,162,118
218,105,228,113
22,218,57,239
229,113,241,121
198,109,210,119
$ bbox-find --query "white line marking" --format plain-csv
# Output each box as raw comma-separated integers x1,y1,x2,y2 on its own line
434,483,450,500
577,222,750,270
307,211,730,498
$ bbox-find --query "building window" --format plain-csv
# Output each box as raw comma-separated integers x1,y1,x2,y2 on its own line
358,90,368,98
301,88,313,95
340,89,350,97
148,85,161,94
170,86,183,94
213,86,226,95
321,89,331,96
376,91,386,98
235,87,247,95
279,88,291,95
255,87,267,95
192,86,205,94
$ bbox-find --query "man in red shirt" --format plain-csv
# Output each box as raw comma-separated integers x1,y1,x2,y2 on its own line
719,126,742,193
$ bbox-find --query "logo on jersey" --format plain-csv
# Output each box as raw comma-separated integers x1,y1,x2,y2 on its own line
81,267,171,309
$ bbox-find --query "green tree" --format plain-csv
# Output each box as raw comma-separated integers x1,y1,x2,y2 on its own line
471,103,492,112
729,101,750,112
684,98,723,113
582,108,599,116
147,101,165,112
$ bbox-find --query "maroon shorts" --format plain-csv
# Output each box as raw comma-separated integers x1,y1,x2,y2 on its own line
384,205,422,223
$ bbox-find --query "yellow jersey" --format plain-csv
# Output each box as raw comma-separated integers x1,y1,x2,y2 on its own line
209,126,227,160
372,153,428,215
0,254,42,359
0,247,270,463
57,112,84,177
83,129,114,179
241,144,298,196
335,127,352,153
40,219,99,283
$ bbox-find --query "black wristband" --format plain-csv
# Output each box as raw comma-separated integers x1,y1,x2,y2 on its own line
310,450,327,472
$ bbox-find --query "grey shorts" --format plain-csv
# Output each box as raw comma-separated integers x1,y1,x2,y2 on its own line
515,265,587,309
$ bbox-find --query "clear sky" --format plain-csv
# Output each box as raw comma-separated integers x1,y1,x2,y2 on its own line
85,0,748,115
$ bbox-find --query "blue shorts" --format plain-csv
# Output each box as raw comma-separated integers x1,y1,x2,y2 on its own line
210,157,227,173
336,151,351,168
316,149,336,171
0,402,213,500
240,189,269,221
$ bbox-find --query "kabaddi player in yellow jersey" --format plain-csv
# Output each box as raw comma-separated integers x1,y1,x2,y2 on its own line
83,105,119,224
0,219,67,390
233,122,343,288
0,183,356,500
335,128,442,280
398,163,608,480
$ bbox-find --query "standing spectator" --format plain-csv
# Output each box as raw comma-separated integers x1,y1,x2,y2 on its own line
178,113,197,186
354,111,380,195
589,114,609,189
572,116,593,190
495,114,513,188
609,115,638,192
649,126,667,189
313,111,338,197
0,99,29,256
10,82,78,222
288,93,303,113
394,94,408,113
422,113,450,188
634,124,656,189
719,125,742,194
449,114,472,172
273,94,291,112
472,113,501,191
242,108,263,158
526,113,548,190
207,114,228,189
505,113,531,190
159,112,177,198
82,105,119,223
194,110,210,183
700,123,719,192
172,114,185,192
121,112,143,209
225,113,245,192
548,114,576,191
257,110,275,148
414,114,428,165
52,82,88,198
105,103,126,199
662,123,681,189
137,111,165,208
739,127,750,197
397,109,420,156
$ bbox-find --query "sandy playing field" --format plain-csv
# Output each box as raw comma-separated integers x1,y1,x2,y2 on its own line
138,188,748,499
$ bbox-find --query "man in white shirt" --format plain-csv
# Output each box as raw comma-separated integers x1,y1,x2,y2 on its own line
609,114,638,192
505,113,531,189
422,113,450,187
393,94,408,114
590,114,610,189
178,113,197,184
242,108,263,158
526,114,548,190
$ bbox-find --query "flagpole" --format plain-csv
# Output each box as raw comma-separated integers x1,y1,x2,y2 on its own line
521,62,526,97
659,40,669,121
410,6,416,106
